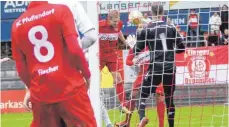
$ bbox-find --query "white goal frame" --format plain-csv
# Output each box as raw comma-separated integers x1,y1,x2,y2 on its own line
80,1,102,126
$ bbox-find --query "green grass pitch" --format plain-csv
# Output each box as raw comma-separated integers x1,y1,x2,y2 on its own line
1,105,228,127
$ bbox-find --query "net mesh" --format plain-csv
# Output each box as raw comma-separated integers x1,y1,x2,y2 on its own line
97,1,228,127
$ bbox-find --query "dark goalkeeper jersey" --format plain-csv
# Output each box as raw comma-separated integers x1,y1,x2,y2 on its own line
133,21,185,74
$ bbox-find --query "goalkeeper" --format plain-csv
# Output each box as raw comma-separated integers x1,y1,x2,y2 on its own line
132,5,185,127
115,34,165,127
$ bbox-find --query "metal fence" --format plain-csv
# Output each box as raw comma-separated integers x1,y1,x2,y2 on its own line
102,83,228,110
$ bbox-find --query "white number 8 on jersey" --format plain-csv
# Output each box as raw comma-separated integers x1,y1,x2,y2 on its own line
28,25,54,63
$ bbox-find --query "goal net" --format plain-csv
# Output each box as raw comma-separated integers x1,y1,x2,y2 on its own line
97,1,229,127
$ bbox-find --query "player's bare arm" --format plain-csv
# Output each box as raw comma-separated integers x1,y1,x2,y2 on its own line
81,30,97,49
71,1,97,49
23,86,31,111
118,30,128,46
0,57,11,63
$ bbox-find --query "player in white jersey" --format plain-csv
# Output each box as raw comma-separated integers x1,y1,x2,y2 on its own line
22,1,113,127
48,1,97,49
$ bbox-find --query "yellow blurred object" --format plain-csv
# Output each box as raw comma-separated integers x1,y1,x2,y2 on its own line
169,1,179,8
101,66,114,88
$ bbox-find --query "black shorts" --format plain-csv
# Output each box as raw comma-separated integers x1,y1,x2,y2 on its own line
140,69,176,98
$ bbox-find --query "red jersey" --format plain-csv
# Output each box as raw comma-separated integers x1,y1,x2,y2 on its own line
188,14,198,29
99,20,123,61
126,47,150,73
12,2,89,103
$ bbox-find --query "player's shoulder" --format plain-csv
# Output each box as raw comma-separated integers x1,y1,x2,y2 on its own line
99,20,107,27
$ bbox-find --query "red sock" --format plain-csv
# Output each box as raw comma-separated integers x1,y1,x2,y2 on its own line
157,100,165,127
116,82,126,106
127,99,135,111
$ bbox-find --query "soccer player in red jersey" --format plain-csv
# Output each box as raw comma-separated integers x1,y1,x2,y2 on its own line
115,35,165,127
99,10,130,114
11,2,96,127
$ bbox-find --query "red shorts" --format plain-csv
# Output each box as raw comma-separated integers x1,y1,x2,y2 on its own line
30,86,96,127
100,58,123,73
100,50,123,72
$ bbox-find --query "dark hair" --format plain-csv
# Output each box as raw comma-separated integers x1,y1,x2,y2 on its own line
222,4,228,9
151,4,164,16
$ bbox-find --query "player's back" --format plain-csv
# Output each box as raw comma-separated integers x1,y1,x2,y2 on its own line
12,2,85,103
138,21,185,73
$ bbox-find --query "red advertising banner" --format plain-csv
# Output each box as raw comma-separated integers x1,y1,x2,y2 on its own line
0,90,28,113
175,45,228,85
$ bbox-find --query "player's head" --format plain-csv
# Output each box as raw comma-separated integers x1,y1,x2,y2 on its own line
108,10,120,28
151,4,164,20
190,9,195,14
222,4,228,10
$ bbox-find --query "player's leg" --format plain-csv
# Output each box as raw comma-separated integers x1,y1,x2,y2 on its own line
30,103,62,127
102,103,113,127
128,71,145,112
108,62,130,114
58,86,96,127
99,60,113,127
163,72,176,127
138,73,159,126
115,73,143,127
155,84,165,127
101,91,113,127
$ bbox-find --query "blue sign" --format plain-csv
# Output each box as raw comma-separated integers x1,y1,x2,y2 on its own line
1,1,29,20
1,20,14,42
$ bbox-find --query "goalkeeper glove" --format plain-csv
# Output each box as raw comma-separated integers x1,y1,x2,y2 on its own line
126,35,137,49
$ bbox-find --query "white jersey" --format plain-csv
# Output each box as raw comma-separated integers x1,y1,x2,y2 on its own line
48,1,94,34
